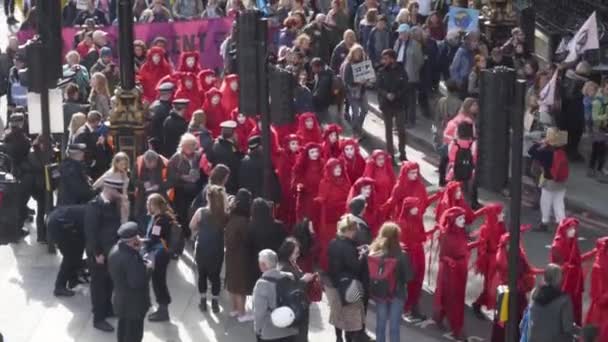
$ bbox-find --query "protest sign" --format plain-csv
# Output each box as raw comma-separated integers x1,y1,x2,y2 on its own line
447,6,479,33
351,60,375,83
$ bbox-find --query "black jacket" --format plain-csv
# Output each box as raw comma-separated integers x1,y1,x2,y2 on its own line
208,138,242,194
3,128,30,173
108,242,151,320
73,124,112,179
162,112,188,158
195,208,227,272
238,149,281,202
327,236,363,288
46,205,86,242
312,67,334,112
57,158,95,206
377,62,408,110
149,99,172,144
84,195,122,257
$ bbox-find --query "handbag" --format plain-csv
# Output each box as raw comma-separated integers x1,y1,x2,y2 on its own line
307,275,323,302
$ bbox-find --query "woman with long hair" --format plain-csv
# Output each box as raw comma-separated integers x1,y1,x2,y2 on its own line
188,109,214,153
89,72,112,119
93,152,131,223
342,44,369,137
66,112,87,148
467,55,486,97
144,193,178,322
190,185,229,313
248,198,287,279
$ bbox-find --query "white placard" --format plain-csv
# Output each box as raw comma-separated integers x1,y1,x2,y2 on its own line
27,89,65,135
351,60,376,83
76,0,89,11
27,92,42,135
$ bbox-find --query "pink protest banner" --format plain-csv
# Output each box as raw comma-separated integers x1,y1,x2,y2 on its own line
17,18,234,70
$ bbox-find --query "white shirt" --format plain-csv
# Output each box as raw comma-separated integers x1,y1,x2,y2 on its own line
417,0,432,16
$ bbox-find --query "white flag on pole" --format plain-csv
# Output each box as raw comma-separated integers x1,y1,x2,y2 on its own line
565,12,600,63
538,70,558,109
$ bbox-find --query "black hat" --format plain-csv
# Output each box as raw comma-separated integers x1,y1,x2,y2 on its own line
103,177,125,190
172,98,190,107
348,196,367,216
157,82,175,93
67,143,87,152
117,222,140,240
248,135,261,149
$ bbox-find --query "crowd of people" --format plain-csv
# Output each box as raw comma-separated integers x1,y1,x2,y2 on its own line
0,0,607,342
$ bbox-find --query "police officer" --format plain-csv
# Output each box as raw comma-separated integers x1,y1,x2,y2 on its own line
208,120,242,194
57,144,95,206
84,177,124,332
149,82,175,144
47,205,86,297
108,222,152,342
162,98,190,158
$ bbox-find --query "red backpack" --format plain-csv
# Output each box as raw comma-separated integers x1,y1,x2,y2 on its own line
367,255,398,301
550,149,569,183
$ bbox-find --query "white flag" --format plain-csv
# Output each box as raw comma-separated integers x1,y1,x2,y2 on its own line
538,70,558,108
565,12,600,63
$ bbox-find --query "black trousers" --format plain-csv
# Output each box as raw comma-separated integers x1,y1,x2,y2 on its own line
55,231,84,289
404,83,418,126
173,186,198,238
3,0,14,16
31,188,47,242
151,250,171,305
88,258,114,321
197,264,221,296
589,141,607,171
382,107,406,158
117,318,144,342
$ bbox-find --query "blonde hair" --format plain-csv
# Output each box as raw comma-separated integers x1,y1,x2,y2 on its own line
343,29,356,42
337,214,358,236
369,222,402,255
582,80,599,97
346,44,366,63
111,152,130,173
294,33,311,49
89,72,111,100
396,8,410,24
189,110,207,129
68,112,87,136
178,132,199,152
147,193,177,222
65,50,80,65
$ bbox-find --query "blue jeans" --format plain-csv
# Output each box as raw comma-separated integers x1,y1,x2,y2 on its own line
348,95,368,133
375,297,404,342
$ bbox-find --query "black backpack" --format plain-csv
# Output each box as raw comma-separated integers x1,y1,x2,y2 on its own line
263,275,308,327
452,140,474,181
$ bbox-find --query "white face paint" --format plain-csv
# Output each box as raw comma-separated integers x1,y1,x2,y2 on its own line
289,140,299,152
455,189,462,200
409,207,419,216
211,95,220,105
236,113,246,124
455,215,466,228
498,212,505,222
360,185,372,198
344,145,355,159
305,118,314,130
186,57,196,68
230,81,238,91
329,132,338,143
152,54,161,64
567,228,576,238
308,148,320,160
376,155,385,167
407,170,418,181
333,165,342,177
185,79,193,89
204,75,214,84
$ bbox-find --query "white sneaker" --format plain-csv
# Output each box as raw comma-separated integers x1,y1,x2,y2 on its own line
237,313,254,323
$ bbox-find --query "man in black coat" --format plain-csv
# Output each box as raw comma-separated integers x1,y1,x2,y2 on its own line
162,98,189,158
207,120,242,194
108,222,151,342
149,82,175,146
48,205,87,297
238,136,281,202
311,58,335,124
3,113,32,228
84,177,124,332
376,49,408,162
57,144,95,206
73,110,111,180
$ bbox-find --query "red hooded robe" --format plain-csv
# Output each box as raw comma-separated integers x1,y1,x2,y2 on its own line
201,88,227,137
198,69,217,93
321,124,343,160
384,161,433,220
339,138,365,183
346,177,379,235
156,51,203,88
296,112,322,146
173,72,202,122
550,217,584,325
249,120,281,167
138,46,173,103
435,181,474,223
230,109,256,153
585,237,608,341
362,150,396,209
220,74,239,115
292,142,324,221
316,158,351,271
277,135,300,226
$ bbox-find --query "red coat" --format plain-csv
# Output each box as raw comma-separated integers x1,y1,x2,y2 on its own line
339,138,365,183
201,88,227,137
384,161,429,220
138,46,173,103
220,74,239,115
277,135,300,226
197,69,217,93
551,218,584,325
230,109,256,153
296,112,322,146
173,72,202,122
362,150,395,208
435,181,474,223
316,158,351,271
585,237,608,341
346,177,379,236
176,51,202,74
272,122,298,146
321,124,343,160
292,143,324,221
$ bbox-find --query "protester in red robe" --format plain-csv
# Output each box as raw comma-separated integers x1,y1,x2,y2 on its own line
362,150,396,209
584,237,608,341
346,177,379,235
321,124,343,159
315,158,351,271
339,138,365,183
249,119,281,167
156,51,203,86
198,69,216,93
433,206,474,341
272,121,298,145
435,181,476,223
397,197,434,319
277,135,300,227
230,109,256,153
296,112,322,146
383,161,435,220
292,142,324,221
173,72,202,122
138,46,172,103
220,74,239,115
550,217,584,325
471,203,507,316
201,88,226,137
